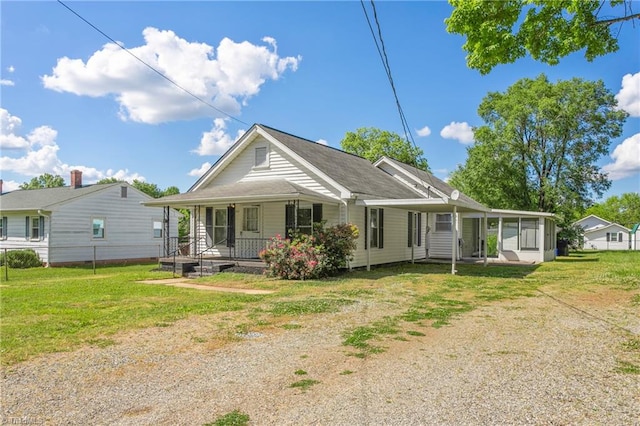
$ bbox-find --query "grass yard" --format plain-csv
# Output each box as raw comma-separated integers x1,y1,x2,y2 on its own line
1,251,639,366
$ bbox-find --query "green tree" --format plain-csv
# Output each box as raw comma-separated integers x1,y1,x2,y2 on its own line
449,74,627,221
341,127,429,171
96,177,122,184
132,180,163,198
446,0,640,75
19,173,65,189
585,193,640,227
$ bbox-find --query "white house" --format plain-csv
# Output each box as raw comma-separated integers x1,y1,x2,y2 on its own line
0,171,180,266
574,214,636,250
145,124,556,273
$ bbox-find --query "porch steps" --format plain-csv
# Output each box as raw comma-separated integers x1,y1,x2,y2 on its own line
188,261,237,277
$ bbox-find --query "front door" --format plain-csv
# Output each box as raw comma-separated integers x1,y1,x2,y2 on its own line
239,206,261,258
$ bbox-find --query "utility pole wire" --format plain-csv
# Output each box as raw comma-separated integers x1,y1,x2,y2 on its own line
56,0,249,126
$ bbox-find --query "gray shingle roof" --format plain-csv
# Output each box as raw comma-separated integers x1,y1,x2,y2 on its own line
383,157,488,211
259,125,421,199
0,184,118,211
146,179,337,206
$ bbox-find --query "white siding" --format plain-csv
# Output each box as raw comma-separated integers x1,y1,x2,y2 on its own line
0,212,50,264
209,137,341,200
576,216,610,232
349,205,426,268
0,185,179,265
583,226,630,250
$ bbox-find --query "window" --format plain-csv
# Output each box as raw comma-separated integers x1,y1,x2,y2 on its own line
435,213,452,232
214,209,227,245
502,218,519,250
153,220,163,238
408,212,421,247
0,216,6,239
121,186,127,198
92,218,105,239
297,207,312,235
607,232,623,242
243,207,259,232
520,219,539,250
254,147,268,167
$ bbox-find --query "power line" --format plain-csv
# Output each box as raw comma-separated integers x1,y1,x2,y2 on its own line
360,0,436,188
56,0,249,126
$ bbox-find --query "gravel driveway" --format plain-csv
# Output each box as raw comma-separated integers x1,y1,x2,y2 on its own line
2,286,638,425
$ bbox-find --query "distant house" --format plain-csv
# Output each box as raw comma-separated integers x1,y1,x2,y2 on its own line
574,214,638,250
0,171,180,266
145,124,556,273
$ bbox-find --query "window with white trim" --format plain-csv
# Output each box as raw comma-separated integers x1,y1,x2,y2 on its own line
153,220,163,238
214,209,227,245
520,219,539,250
435,213,452,232
297,207,312,235
254,147,268,168
502,218,519,250
243,207,259,232
370,208,379,247
92,218,105,239
0,216,6,239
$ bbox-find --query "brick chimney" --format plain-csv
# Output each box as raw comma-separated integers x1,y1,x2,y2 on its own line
0,179,3,194
70,170,83,189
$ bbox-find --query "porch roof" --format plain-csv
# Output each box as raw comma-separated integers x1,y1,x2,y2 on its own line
143,179,340,207
355,198,491,213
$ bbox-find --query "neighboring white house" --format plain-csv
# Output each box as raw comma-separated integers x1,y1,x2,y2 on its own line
0,171,180,265
145,124,556,273
574,214,637,250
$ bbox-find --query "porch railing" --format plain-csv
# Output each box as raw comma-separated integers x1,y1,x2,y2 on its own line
232,237,270,260
167,236,270,260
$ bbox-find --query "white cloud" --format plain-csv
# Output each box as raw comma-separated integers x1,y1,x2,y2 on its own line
440,121,474,144
0,108,143,183
1,180,20,193
7,66,15,73
602,133,640,180
416,126,431,137
188,162,212,177
316,139,328,145
193,118,245,156
0,79,15,86
615,72,640,117
42,28,301,124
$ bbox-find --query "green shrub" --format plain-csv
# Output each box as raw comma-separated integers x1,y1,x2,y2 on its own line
0,249,43,268
259,223,359,280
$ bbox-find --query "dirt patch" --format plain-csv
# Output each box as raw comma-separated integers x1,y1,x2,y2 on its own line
137,278,274,294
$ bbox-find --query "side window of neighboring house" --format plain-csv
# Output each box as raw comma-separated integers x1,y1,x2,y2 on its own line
606,232,623,242
0,216,6,239
25,216,44,240
254,146,268,168
153,220,163,238
435,213,452,232
92,218,105,239
121,186,128,198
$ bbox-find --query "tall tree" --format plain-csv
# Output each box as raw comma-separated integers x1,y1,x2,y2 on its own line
446,0,640,74
19,173,65,189
449,74,627,220
341,127,429,171
585,193,640,227
96,177,121,184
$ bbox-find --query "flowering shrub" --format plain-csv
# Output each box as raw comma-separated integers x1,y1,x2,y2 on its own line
260,223,359,280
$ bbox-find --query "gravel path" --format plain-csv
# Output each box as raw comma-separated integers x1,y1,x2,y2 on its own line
2,288,638,425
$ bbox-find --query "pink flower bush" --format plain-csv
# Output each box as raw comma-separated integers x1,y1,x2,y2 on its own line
260,222,358,280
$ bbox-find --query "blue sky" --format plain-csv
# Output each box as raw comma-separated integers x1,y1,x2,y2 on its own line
1,1,639,201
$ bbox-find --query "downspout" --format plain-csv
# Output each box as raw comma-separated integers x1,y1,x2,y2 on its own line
37,209,51,267
451,206,457,275
483,212,488,267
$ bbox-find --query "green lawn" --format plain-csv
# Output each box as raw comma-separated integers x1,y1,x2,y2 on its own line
1,251,638,366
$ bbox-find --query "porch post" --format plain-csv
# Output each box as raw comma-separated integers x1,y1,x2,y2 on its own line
366,206,371,271
451,206,457,275
497,216,503,261
483,212,488,267
539,217,545,262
